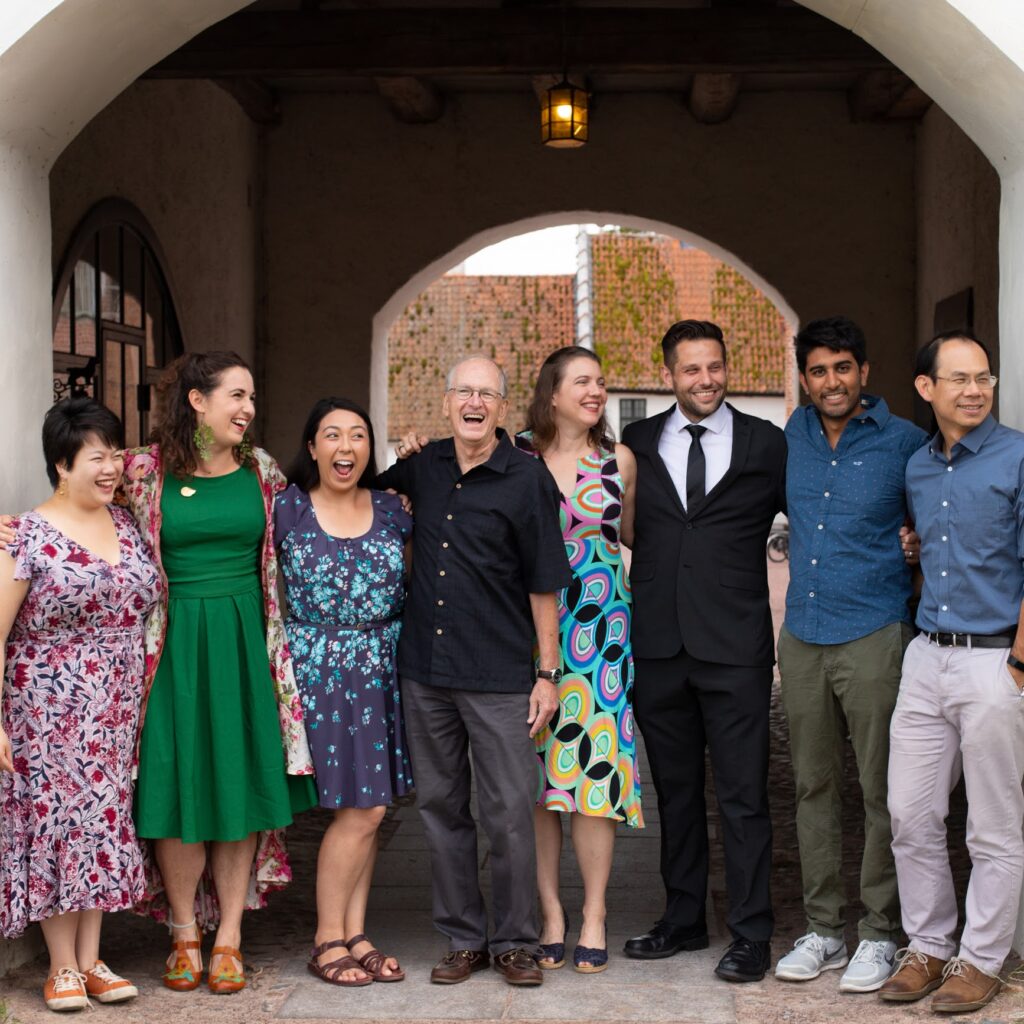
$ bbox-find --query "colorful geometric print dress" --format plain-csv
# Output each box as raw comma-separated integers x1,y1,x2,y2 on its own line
515,433,643,828
274,486,414,809
1,508,160,937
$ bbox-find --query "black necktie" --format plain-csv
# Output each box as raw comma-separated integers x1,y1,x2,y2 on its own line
686,424,707,508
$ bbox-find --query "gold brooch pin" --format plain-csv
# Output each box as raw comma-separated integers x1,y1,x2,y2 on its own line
180,486,196,497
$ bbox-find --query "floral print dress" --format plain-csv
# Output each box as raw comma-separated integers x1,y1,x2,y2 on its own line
274,486,413,808
0,508,160,937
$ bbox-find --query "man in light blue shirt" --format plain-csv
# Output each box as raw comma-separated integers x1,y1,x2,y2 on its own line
775,317,926,993
880,331,1024,1015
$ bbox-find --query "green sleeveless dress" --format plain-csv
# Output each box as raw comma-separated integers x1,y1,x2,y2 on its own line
134,466,316,842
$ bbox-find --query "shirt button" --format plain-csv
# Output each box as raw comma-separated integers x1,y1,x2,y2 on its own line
831,460,837,466
817,524,824,530
942,501,948,507
446,514,453,520
436,628,443,635
811,559,817,565
941,536,948,542
809,591,815,598
941,604,948,611
442,542,449,548
455,483,462,489
941,571,947,577
824,491,830,498
439,570,446,576
437,599,444,606
947,466,953,472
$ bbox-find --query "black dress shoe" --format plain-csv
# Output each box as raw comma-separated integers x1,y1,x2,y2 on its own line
623,920,710,960
714,938,771,983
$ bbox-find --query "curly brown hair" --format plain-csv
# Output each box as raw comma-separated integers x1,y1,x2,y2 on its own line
525,346,614,454
149,350,255,479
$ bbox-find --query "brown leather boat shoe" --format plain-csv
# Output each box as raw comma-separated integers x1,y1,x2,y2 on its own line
493,948,543,986
430,949,490,984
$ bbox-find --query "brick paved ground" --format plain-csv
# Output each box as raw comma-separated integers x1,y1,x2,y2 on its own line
3,559,1023,1023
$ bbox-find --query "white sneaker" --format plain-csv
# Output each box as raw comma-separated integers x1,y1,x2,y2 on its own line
775,933,848,981
838,939,898,993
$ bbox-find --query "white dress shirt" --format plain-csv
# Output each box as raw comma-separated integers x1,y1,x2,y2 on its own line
657,401,734,509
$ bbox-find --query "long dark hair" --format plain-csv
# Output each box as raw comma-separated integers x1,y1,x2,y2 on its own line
525,346,614,454
287,397,378,492
149,350,254,478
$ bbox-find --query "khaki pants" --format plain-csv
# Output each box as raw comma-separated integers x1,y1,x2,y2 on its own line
779,621,910,941
888,634,1024,975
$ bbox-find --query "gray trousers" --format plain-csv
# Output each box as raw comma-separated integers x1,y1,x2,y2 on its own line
402,678,539,956
889,635,1024,975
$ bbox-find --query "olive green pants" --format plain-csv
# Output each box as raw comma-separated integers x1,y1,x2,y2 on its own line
778,621,912,942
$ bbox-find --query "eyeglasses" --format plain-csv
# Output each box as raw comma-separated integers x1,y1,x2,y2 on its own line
446,386,505,404
933,374,998,391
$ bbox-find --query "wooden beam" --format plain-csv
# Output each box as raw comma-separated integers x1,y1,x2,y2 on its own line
214,78,280,125
689,72,741,124
374,76,445,123
887,84,933,120
145,7,892,80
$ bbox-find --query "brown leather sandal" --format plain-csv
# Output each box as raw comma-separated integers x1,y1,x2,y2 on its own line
163,937,202,992
207,946,245,995
346,933,406,982
307,939,373,987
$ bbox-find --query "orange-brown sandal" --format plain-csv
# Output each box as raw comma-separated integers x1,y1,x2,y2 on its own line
307,939,373,987
163,939,203,991
347,933,406,983
207,946,246,995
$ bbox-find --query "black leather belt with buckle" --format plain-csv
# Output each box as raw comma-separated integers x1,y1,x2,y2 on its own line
921,630,1015,649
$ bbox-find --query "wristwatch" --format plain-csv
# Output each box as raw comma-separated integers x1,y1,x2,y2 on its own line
537,668,563,684
1008,653,1024,673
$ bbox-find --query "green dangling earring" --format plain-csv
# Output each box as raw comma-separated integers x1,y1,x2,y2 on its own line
236,431,254,463
193,421,214,462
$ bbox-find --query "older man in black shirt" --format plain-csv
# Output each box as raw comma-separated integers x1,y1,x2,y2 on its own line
378,356,570,987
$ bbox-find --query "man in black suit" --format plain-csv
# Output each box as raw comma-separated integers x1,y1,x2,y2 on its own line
621,319,786,983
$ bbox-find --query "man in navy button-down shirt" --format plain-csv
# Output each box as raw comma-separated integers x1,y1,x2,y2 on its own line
775,317,926,993
880,331,1024,1014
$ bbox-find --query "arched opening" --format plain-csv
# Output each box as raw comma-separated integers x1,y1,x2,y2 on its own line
51,199,184,447
372,211,799,463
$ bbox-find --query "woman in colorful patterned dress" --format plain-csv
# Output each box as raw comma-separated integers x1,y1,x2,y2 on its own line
275,397,412,986
123,352,316,995
0,398,160,1012
515,346,642,974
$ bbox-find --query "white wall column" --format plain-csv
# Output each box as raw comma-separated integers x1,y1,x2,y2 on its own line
0,146,54,508
999,168,1024,427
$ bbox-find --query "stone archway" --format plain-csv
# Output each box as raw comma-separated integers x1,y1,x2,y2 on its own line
2,0,1024,507
370,210,800,463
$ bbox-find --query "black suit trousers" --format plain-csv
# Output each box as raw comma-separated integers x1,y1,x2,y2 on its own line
634,648,774,942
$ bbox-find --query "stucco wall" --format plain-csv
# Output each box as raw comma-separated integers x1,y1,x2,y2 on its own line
49,79,259,370
915,103,1000,367
263,90,917,456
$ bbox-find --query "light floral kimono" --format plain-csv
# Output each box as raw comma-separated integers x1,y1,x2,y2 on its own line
119,444,313,928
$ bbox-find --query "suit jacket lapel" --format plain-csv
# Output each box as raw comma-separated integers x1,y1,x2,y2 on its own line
686,405,751,518
641,408,687,519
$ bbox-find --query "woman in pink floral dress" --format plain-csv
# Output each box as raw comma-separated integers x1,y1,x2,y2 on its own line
0,398,160,1012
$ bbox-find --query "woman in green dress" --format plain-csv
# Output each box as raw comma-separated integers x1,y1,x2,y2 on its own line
124,351,317,995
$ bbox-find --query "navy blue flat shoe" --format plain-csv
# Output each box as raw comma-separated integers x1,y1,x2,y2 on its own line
573,925,608,974
538,910,569,970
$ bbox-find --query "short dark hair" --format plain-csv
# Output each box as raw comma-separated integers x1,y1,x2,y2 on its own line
42,397,123,488
661,320,727,367
287,397,377,492
794,316,868,373
914,329,992,379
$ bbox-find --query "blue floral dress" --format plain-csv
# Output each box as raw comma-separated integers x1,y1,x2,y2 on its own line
274,486,413,808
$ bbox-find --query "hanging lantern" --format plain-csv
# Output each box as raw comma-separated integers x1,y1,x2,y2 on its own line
541,78,588,148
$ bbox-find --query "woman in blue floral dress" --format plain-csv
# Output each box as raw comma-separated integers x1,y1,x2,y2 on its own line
274,398,412,988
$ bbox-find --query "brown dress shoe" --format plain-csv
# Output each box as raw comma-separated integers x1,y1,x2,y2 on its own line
930,958,1001,1013
493,948,543,986
878,948,948,1002
430,949,490,984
